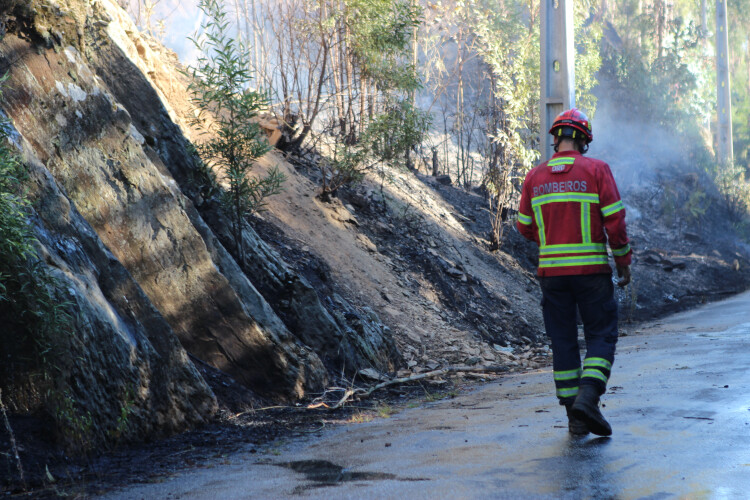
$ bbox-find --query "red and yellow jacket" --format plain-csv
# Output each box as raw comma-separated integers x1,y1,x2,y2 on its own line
516,150,632,277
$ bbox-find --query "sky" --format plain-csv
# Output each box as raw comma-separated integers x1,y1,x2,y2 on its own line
125,0,206,63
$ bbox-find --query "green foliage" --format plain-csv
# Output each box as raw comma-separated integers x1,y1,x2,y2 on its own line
469,0,601,173
574,1,602,115
319,0,427,196
186,0,282,264
471,0,539,172
364,99,431,164
109,388,136,443
53,391,94,453
346,0,422,92
0,91,72,382
711,160,750,222
685,189,709,220
658,175,713,231
727,0,750,170
599,2,711,137
468,0,600,248
597,1,750,228
318,143,368,200
318,99,430,199
0,127,33,267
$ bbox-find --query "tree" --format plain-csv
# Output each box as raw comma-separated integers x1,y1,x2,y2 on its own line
317,98,430,200
186,0,284,265
598,1,711,136
727,0,750,169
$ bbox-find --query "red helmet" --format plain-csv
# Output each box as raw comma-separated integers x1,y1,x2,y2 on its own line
549,108,593,144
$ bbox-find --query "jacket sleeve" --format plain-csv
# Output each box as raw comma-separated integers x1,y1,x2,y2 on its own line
516,172,537,243
598,163,632,266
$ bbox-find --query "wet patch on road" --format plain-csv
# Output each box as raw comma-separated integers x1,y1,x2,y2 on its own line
269,459,427,493
669,409,716,420
690,387,730,402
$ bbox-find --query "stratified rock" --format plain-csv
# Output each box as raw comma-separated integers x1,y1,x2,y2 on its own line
87,0,401,377
1,139,216,450
204,207,402,375
0,0,326,400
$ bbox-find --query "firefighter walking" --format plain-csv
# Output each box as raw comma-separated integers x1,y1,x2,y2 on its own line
517,109,632,437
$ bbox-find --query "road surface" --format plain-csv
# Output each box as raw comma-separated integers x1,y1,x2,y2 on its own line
101,290,750,499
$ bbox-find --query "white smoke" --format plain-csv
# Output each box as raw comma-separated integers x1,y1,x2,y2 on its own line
586,95,691,189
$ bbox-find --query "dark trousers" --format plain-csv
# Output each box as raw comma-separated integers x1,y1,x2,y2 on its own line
540,273,618,405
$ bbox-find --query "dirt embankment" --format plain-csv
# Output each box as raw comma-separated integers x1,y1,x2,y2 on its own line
15,152,750,497
3,2,750,496
256,150,750,367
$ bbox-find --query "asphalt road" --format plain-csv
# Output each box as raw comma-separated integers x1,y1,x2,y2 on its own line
101,290,750,499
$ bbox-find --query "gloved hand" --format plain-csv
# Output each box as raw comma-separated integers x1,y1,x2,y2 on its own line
616,265,631,287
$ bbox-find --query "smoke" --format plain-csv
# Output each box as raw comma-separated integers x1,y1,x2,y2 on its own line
586,91,692,190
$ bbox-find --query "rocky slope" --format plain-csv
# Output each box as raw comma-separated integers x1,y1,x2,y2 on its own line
0,0,397,461
2,0,750,493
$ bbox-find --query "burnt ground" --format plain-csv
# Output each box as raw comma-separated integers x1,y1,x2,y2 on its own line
1,361,476,498
392,167,750,326
4,159,750,498
619,171,750,322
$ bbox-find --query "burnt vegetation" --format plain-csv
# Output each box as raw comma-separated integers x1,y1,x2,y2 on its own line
4,0,750,496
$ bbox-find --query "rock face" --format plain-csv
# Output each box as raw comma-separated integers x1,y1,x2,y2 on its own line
2,137,217,450
0,0,326,449
201,204,402,373
87,0,402,376
0,0,402,448
0,0,327,401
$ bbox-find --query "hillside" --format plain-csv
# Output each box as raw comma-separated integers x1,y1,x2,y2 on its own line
1,0,750,494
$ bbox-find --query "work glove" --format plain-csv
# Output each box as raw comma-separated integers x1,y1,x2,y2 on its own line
616,265,631,287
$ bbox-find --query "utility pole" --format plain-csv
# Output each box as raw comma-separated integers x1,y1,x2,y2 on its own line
540,0,575,162
716,0,733,164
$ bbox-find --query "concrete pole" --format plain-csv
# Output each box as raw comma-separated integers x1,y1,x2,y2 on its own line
699,0,711,132
716,0,733,164
540,0,575,162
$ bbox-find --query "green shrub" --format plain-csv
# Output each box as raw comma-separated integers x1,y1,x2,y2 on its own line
186,0,283,265
0,84,71,393
712,160,750,223
318,99,430,200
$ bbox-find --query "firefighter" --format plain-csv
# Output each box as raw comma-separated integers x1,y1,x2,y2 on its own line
516,108,632,437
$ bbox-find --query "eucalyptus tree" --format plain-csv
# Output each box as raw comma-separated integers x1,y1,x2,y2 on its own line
186,0,283,265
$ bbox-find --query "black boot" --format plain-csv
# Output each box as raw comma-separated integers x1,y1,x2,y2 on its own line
571,385,612,436
564,404,589,436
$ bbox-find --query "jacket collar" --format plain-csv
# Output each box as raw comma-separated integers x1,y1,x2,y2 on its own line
551,150,582,159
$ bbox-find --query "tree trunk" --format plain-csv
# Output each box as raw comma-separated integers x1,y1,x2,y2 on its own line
656,0,665,59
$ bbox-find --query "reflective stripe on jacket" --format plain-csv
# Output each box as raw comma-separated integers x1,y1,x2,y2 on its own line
516,151,632,277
